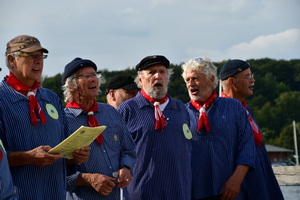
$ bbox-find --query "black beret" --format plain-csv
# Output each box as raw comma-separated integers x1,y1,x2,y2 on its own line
220,59,250,80
62,57,97,84
136,55,170,71
105,74,138,94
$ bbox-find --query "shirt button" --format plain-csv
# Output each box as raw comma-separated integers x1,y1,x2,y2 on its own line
103,150,106,152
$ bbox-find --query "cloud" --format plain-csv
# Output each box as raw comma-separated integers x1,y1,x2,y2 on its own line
224,29,300,60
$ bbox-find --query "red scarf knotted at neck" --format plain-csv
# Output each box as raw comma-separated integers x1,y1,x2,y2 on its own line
221,92,263,146
66,100,103,146
141,89,168,131
190,91,217,132
5,72,46,126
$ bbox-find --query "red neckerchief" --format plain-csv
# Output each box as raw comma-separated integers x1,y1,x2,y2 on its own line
221,92,263,146
141,89,168,131
190,91,217,132
5,72,46,126
66,100,103,146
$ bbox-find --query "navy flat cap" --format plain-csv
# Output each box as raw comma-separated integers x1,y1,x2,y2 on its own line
105,74,138,94
136,55,170,71
62,57,97,84
220,59,250,80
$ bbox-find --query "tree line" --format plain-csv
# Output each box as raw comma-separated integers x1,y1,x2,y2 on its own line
42,58,300,161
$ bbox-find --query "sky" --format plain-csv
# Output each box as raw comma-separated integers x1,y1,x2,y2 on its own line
0,0,299,78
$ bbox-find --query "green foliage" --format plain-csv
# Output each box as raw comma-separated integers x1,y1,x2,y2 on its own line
42,58,300,151
42,73,63,100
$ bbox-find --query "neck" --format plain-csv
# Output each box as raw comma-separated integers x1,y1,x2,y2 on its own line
193,90,214,105
10,72,36,89
75,97,95,110
223,90,244,103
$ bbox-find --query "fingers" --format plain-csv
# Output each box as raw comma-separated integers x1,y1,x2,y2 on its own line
72,146,91,164
89,174,116,195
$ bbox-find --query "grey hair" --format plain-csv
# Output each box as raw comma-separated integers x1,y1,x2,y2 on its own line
5,52,22,70
62,74,105,103
181,57,218,89
134,68,174,88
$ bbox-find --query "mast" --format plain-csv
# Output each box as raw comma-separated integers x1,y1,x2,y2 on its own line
293,120,299,165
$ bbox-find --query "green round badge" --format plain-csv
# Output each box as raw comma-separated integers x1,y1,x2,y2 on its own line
46,104,59,119
183,123,192,140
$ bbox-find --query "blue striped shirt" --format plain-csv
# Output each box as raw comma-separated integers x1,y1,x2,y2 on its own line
118,92,192,200
0,80,68,200
0,141,17,200
243,106,284,200
65,103,136,200
186,97,255,199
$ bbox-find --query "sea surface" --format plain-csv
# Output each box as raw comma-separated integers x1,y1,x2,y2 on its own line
280,185,300,200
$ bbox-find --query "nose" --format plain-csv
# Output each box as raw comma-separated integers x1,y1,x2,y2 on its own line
34,57,43,64
154,72,162,79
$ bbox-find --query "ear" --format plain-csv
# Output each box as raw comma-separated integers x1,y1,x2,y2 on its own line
227,77,235,86
227,77,239,90
109,90,116,101
7,54,16,67
210,75,215,83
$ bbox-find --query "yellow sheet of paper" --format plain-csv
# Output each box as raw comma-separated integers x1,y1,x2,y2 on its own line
48,125,106,159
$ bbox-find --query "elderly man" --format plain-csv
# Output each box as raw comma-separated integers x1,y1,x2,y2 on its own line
62,57,136,200
106,74,139,109
181,57,255,200
0,35,90,199
118,55,192,200
220,59,284,200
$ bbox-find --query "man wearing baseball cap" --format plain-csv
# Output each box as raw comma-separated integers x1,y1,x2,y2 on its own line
220,59,284,200
106,74,139,109
118,55,192,200
0,35,90,199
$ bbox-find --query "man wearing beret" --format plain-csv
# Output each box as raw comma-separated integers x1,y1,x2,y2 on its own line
106,74,139,109
0,35,90,199
220,59,284,200
62,57,136,200
181,57,255,200
118,55,193,200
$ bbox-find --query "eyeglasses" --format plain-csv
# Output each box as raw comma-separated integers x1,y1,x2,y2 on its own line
17,53,48,59
233,74,254,79
74,72,97,80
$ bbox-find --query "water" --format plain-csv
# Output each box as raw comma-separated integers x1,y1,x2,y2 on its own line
280,186,300,200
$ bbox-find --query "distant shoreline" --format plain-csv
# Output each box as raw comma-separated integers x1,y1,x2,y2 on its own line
273,166,300,186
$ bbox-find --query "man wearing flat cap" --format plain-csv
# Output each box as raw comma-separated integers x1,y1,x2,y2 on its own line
106,74,139,109
0,35,90,199
220,59,284,200
118,55,192,200
62,57,136,200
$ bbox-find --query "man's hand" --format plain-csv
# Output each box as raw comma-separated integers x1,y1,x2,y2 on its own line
9,145,62,167
115,167,132,188
79,173,116,195
72,146,91,164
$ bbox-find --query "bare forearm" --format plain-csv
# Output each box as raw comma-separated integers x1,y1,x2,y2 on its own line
8,151,30,167
231,165,250,183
